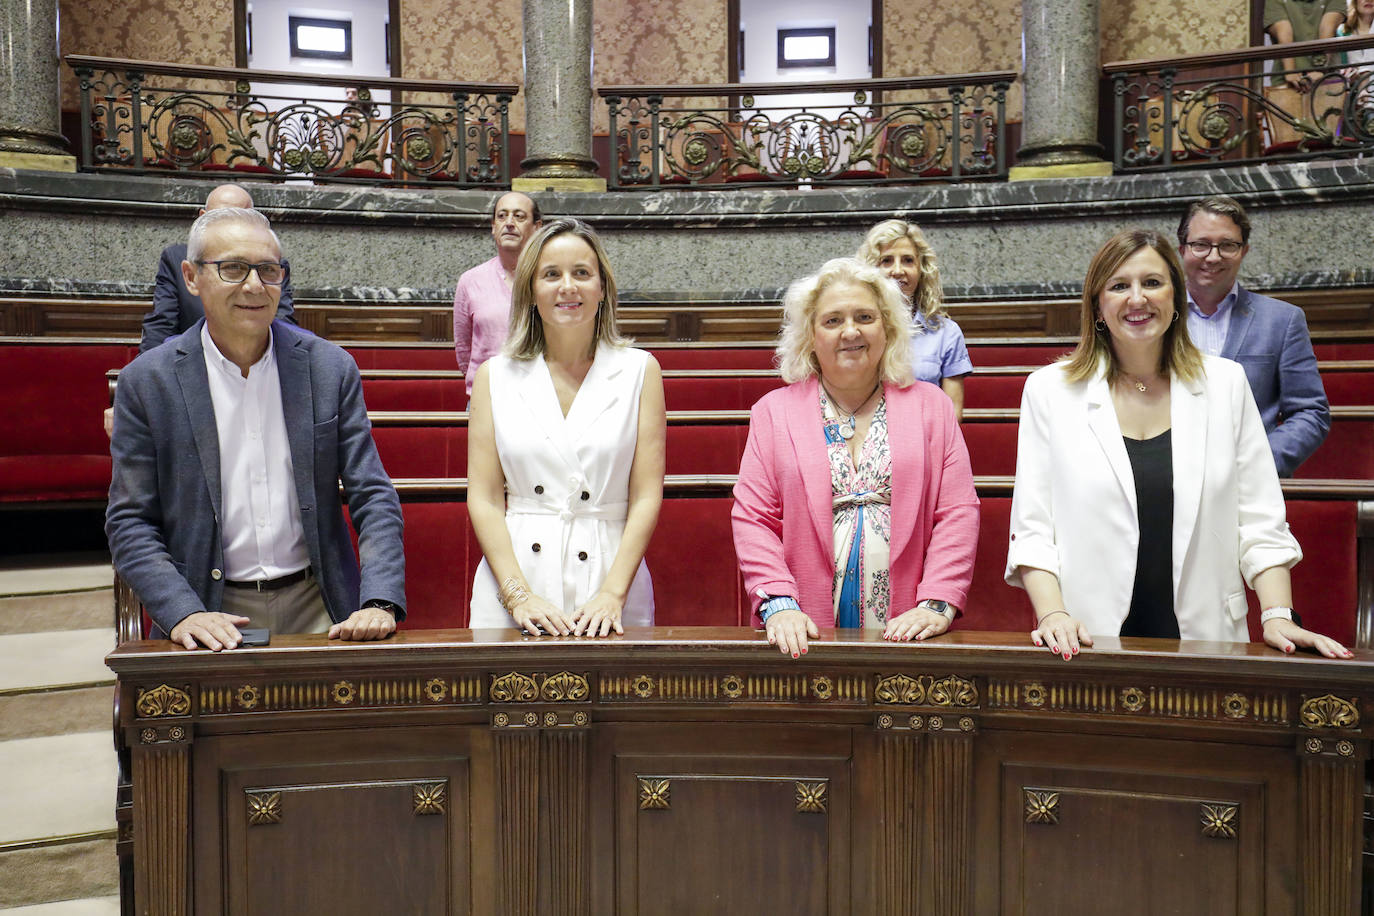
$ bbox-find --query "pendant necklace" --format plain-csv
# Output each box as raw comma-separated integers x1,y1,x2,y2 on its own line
823,380,881,440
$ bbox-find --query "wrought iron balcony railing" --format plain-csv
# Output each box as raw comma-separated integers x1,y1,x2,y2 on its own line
598,73,1014,189
65,56,517,186
1105,34,1374,171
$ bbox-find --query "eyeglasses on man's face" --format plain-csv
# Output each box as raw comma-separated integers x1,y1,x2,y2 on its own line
1183,240,1244,258
196,259,286,285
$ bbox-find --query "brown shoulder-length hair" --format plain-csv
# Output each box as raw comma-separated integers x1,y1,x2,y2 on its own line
503,218,629,360
1062,228,1205,385
855,218,947,324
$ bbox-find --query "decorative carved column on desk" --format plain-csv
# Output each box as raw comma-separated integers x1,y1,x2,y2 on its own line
1011,0,1110,180
0,0,75,170
1297,693,1367,915
516,0,605,191
490,670,592,914
874,673,977,915
130,685,194,916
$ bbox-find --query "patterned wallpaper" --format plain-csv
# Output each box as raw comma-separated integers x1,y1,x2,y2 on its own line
1101,0,1251,62
399,0,526,128
882,0,1024,119
59,0,235,108
592,0,728,133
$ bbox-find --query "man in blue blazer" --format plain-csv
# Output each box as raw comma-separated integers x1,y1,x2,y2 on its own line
1177,196,1329,477
139,183,296,353
107,207,404,650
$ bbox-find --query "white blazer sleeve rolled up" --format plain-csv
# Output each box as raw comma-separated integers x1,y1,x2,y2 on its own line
1005,356,1299,643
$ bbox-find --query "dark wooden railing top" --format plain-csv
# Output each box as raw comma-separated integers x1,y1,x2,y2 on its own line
1103,33,1374,74
105,626,1374,683
597,71,1018,98
64,54,520,96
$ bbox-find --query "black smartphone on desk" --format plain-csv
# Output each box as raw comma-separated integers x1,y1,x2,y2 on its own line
239,628,271,647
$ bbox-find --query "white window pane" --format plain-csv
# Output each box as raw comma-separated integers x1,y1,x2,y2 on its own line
297,24,346,53
783,35,830,61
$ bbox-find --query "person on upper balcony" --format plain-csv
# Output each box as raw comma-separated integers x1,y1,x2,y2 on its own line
1265,0,1346,89
1176,195,1329,477
856,219,973,421
1338,0,1374,68
732,257,979,659
453,191,543,401
1007,228,1350,662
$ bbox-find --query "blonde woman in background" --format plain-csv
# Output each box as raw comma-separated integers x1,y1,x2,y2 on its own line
857,219,972,420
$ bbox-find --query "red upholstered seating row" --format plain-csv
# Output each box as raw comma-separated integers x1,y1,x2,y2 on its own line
0,342,135,503
379,488,1361,647
371,424,750,478
373,495,748,630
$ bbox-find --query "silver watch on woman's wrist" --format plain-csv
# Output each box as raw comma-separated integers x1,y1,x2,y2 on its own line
918,599,957,621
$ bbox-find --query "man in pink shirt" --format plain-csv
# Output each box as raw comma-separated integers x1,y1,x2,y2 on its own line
453,191,542,396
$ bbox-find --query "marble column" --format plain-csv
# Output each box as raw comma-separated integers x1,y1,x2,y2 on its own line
0,0,76,169
1013,0,1108,177
515,0,604,190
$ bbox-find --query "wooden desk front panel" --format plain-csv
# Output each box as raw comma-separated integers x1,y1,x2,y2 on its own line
108,631,1372,915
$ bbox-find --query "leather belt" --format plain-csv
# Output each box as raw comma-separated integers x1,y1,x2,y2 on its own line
225,567,312,592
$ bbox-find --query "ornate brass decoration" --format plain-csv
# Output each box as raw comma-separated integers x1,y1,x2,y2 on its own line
1299,694,1359,729
812,676,834,700
958,716,975,732
1200,803,1238,839
796,782,828,813
523,712,538,727
1305,737,1324,754
929,716,945,731
875,674,924,704
247,792,282,826
543,712,559,726
413,782,446,815
424,678,446,702
139,727,157,744
540,671,590,702
1121,687,1145,712
929,675,978,707
573,711,589,726
493,712,510,727
721,675,744,698
1023,683,1047,708
639,778,670,810
331,680,355,705
632,675,655,698
491,672,539,702
875,673,977,707
236,685,259,710
1223,693,1248,719
1024,789,1060,825
908,715,924,729
136,684,191,718
168,726,185,741
877,713,894,729
1336,739,1355,757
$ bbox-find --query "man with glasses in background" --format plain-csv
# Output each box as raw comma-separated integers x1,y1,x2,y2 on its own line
141,183,296,352
1177,195,1330,476
107,207,406,650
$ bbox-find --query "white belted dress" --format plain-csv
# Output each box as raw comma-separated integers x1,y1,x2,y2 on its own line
469,344,655,627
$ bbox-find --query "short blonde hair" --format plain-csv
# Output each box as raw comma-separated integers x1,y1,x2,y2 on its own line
856,218,946,324
1063,228,1204,385
504,218,629,360
775,257,913,385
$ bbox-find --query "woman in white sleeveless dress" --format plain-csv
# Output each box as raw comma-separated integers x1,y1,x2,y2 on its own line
467,218,665,635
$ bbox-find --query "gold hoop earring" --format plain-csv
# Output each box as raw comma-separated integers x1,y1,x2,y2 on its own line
1094,317,1106,332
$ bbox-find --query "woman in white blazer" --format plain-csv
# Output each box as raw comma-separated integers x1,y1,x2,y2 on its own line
1005,229,1351,661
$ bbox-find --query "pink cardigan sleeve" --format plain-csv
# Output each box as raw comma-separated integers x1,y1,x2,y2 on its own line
912,394,980,611
731,398,802,625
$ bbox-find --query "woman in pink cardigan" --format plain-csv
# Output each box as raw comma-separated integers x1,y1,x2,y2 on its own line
732,258,980,658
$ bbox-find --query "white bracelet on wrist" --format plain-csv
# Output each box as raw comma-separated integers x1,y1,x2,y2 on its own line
1259,606,1294,625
